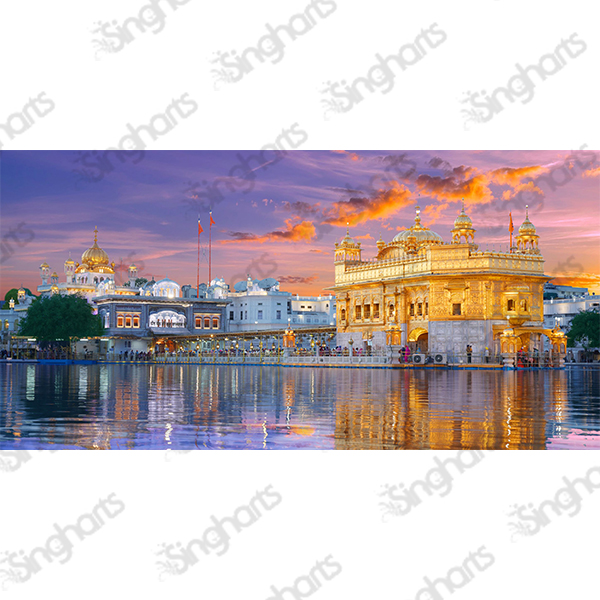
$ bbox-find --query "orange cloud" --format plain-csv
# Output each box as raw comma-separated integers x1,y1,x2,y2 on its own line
415,173,493,205
549,274,600,291
583,166,600,178
278,275,319,285
222,219,316,244
323,182,412,226
331,150,361,161
487,165,547,186
355,234,374,240
422,202,450,224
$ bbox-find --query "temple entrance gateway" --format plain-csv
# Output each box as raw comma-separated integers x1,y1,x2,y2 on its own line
408,327,428,354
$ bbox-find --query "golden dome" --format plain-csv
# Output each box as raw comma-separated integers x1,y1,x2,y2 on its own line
51,271,58,277
518,206,537,234
40,261,49,268
65,257,75,265
393,206,444,245
340,228,356,246
82,226,110,267
453,199,473,228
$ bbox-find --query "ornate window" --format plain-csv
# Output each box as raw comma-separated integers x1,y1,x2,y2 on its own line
117,316,124,327
507,299,515,311
452,303,462,316
389,304,394,318
125,316,132,328
341,308,346,321
364,304,371,319
355,305,362,320
425,302,429,316
417,303,423,316
373,303,380,319
410,303,415,317
133,316,140,328
212,317,219,329
204,317,210,328
195,316,202,328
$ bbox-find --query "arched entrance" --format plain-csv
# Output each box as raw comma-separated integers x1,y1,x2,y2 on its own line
408,327,428,353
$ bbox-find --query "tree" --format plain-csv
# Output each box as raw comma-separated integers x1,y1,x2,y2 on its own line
566,309,600,348
2,288,37,309
18,294,104,346
135,277,148,288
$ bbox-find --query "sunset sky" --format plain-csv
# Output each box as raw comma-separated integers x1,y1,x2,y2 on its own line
1,149,599,299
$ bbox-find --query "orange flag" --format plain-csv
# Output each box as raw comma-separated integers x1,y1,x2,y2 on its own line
210,213,216,226
509,212,514,233
198,219,203,234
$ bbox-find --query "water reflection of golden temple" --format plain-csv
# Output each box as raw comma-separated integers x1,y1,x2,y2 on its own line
3,364,577,450
332,202,567,364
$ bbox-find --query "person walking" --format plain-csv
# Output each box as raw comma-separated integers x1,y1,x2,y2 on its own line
466,345,472,364
485,347,490,363
404,345,410,363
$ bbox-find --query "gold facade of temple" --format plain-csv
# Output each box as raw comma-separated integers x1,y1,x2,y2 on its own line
332,203,562,360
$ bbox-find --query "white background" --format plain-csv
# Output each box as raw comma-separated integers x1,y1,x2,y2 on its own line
1,1,599,598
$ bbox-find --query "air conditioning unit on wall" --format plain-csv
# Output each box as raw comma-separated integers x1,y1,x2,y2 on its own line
434,353,447,364
412,353,425,364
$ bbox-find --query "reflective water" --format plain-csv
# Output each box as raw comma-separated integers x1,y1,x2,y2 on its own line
0,364,599,449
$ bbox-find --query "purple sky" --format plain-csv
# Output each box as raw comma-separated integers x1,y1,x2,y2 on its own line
1,149,599,298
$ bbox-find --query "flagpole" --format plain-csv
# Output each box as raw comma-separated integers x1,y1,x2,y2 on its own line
209,211,212,284
509,212,514,253
197,216,201,298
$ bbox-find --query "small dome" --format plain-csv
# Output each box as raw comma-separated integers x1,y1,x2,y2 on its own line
64,257,75,265
51,271,58,277
40,261,49,268
519,207,537,234
453,199,473,228
82,227,110,267
339,227,356,246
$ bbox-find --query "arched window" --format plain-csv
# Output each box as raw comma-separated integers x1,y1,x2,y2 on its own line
507,299,515,311
389,304,394,318
117,316,124,327
341,308,346,321
125,316,132,328
133,316,140,328
212,317,219,329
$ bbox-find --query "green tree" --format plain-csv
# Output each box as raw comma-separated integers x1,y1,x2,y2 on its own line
18,294,104,346
566,309,600,348
134,277,148,288
2,288,37,309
